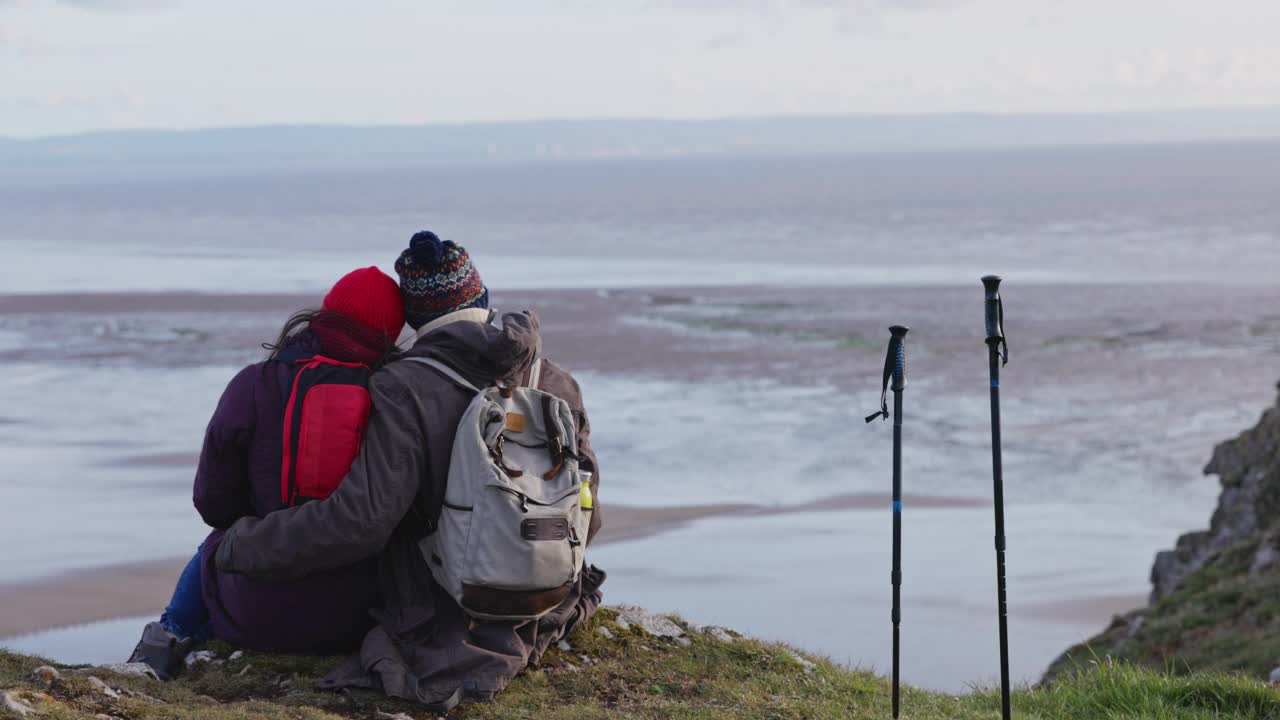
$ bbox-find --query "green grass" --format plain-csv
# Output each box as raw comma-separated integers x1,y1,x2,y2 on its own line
4,608,1280,719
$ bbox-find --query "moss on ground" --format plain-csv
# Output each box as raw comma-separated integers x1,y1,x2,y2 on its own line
4,608,1280,719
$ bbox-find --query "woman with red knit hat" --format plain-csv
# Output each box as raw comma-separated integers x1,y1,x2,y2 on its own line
127,267,405,678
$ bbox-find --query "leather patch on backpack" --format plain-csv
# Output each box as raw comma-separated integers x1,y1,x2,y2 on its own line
505,413,527,433
520,518,568,541
461,582,573,619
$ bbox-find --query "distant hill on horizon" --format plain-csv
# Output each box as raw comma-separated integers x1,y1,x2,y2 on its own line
6,107,1280,180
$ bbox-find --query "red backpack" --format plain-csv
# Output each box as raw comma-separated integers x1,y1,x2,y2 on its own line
279,353,372,506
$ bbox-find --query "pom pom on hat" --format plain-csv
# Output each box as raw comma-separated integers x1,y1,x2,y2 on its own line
407,230,450,266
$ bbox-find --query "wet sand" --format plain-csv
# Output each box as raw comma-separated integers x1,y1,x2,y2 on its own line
0,558,192,641
0,492,986,641
0,292,309,315
594,491,987,545
1018,593,1150,625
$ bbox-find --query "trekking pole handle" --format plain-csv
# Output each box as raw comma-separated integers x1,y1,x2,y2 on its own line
889,325,908,392
982,276,1003,340
865,325,910,423
982,275,1009,365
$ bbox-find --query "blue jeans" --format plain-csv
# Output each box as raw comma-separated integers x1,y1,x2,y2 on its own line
159,546,211,642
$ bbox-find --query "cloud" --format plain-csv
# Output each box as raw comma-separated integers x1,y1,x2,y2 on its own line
651,0,974,37
62,0,172,9
705,28,747,49
650,0,968,12
0,0,171,10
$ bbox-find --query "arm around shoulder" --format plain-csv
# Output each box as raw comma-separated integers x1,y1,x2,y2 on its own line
217,370,426,581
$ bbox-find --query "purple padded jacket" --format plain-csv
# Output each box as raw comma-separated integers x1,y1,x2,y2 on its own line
193,331,379,653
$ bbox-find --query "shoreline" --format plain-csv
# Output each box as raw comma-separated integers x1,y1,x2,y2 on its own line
0,492,986,642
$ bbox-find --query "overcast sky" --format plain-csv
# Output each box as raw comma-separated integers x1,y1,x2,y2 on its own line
4,0,1279,138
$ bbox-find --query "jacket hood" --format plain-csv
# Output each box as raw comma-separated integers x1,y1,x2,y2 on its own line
403,309,541,387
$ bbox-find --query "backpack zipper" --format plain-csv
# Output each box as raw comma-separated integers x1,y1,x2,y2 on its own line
491,485,582,513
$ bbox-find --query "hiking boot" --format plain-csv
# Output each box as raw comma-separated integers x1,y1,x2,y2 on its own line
126,622,194,681
430,686,464,712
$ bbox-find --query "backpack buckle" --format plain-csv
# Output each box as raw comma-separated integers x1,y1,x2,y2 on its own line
491,435,525,479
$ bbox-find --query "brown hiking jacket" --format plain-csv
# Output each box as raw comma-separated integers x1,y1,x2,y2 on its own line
216,310,604,706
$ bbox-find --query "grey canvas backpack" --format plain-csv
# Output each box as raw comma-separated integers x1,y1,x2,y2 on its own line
407,355,590,621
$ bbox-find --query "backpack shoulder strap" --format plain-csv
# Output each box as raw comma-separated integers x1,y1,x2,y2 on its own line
527,357,543,389
404,357,481,394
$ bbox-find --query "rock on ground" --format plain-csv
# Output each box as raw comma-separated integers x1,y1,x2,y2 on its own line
707,627,737,642
87,676,121,699
687,622,738,642
1251,540,1280,574
29,665,60,687
787,650,818,673
82,663,160,681
616,608,687,639
1,691,36,716
185,650,217,668
122,688,166,704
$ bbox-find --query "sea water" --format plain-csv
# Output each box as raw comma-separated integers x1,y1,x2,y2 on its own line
2,147,1279,690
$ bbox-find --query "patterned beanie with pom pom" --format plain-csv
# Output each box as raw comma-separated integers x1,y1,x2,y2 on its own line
394,231,489,329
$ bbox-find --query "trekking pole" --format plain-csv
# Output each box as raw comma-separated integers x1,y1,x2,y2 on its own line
866,325,909,719
982,275,1012,720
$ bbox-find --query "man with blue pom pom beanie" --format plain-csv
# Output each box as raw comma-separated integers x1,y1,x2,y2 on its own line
216,231,605,712
394,230,490,331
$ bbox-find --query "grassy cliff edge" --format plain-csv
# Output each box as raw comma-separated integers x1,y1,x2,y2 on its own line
1047,384,1280,684
4,607,1279,720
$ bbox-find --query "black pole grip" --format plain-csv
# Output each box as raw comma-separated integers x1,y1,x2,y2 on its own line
889,325,908,392
982,275,1003,341
865,325,909,423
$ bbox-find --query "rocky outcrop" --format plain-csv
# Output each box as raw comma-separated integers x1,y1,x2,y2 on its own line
1047,382,1280,682
1149,381,1280,602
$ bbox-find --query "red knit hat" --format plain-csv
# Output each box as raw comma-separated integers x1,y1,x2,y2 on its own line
322,267,405,339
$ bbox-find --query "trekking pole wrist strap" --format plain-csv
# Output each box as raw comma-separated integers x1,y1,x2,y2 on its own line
990,296,1009,365
865,335,897,423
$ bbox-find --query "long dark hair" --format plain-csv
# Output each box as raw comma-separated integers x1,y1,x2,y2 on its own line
262,309,320,360
262,308,400,369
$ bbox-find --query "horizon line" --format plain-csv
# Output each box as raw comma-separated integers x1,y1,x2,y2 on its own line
7,103,1280,143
